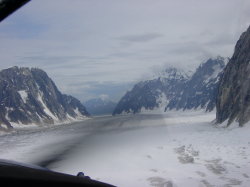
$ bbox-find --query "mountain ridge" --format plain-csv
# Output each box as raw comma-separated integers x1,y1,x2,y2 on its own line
0,66,89,130
166,56,227,111
113,57,226,115
113,67,189,115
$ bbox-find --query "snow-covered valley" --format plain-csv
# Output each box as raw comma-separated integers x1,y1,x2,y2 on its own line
0,111,249,187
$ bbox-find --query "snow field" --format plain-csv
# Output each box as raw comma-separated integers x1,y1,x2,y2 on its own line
0,111,249,186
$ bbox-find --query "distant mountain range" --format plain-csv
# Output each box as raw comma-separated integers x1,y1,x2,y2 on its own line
84,98,116,116
113,57,227,115
0,67,89,130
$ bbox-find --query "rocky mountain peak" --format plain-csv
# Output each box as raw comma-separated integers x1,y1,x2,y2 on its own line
193,56,226,83
158,67,190,82
113,67,189,115
0,66,89,130
113,56,227,115
165,57,225,112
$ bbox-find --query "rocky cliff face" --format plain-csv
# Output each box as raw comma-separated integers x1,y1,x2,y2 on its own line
216,26,250,126
113,68,189,115
166,57,226,111
0,67,89,130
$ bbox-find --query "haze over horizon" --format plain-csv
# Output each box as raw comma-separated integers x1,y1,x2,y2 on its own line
0,0,250,102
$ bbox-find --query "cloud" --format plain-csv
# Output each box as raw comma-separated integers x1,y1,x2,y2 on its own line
116,33,164,43
0,0,250,101
99,94,110,100
58,81,135,102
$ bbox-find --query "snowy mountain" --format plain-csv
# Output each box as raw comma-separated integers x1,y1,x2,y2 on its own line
217,26,250,126
0,66,89,130
113,57,226,115
113,67,189,115
166,57,227,111
84,98,116,116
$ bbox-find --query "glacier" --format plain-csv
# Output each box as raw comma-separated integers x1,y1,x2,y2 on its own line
0,111,249,186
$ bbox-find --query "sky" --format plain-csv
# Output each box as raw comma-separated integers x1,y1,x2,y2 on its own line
0,0,250,102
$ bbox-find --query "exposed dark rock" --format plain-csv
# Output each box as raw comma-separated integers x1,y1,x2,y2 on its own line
113,68,189,115
113,57,226,115
0,66,89,129
216,26,250,126
166,57,226,111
